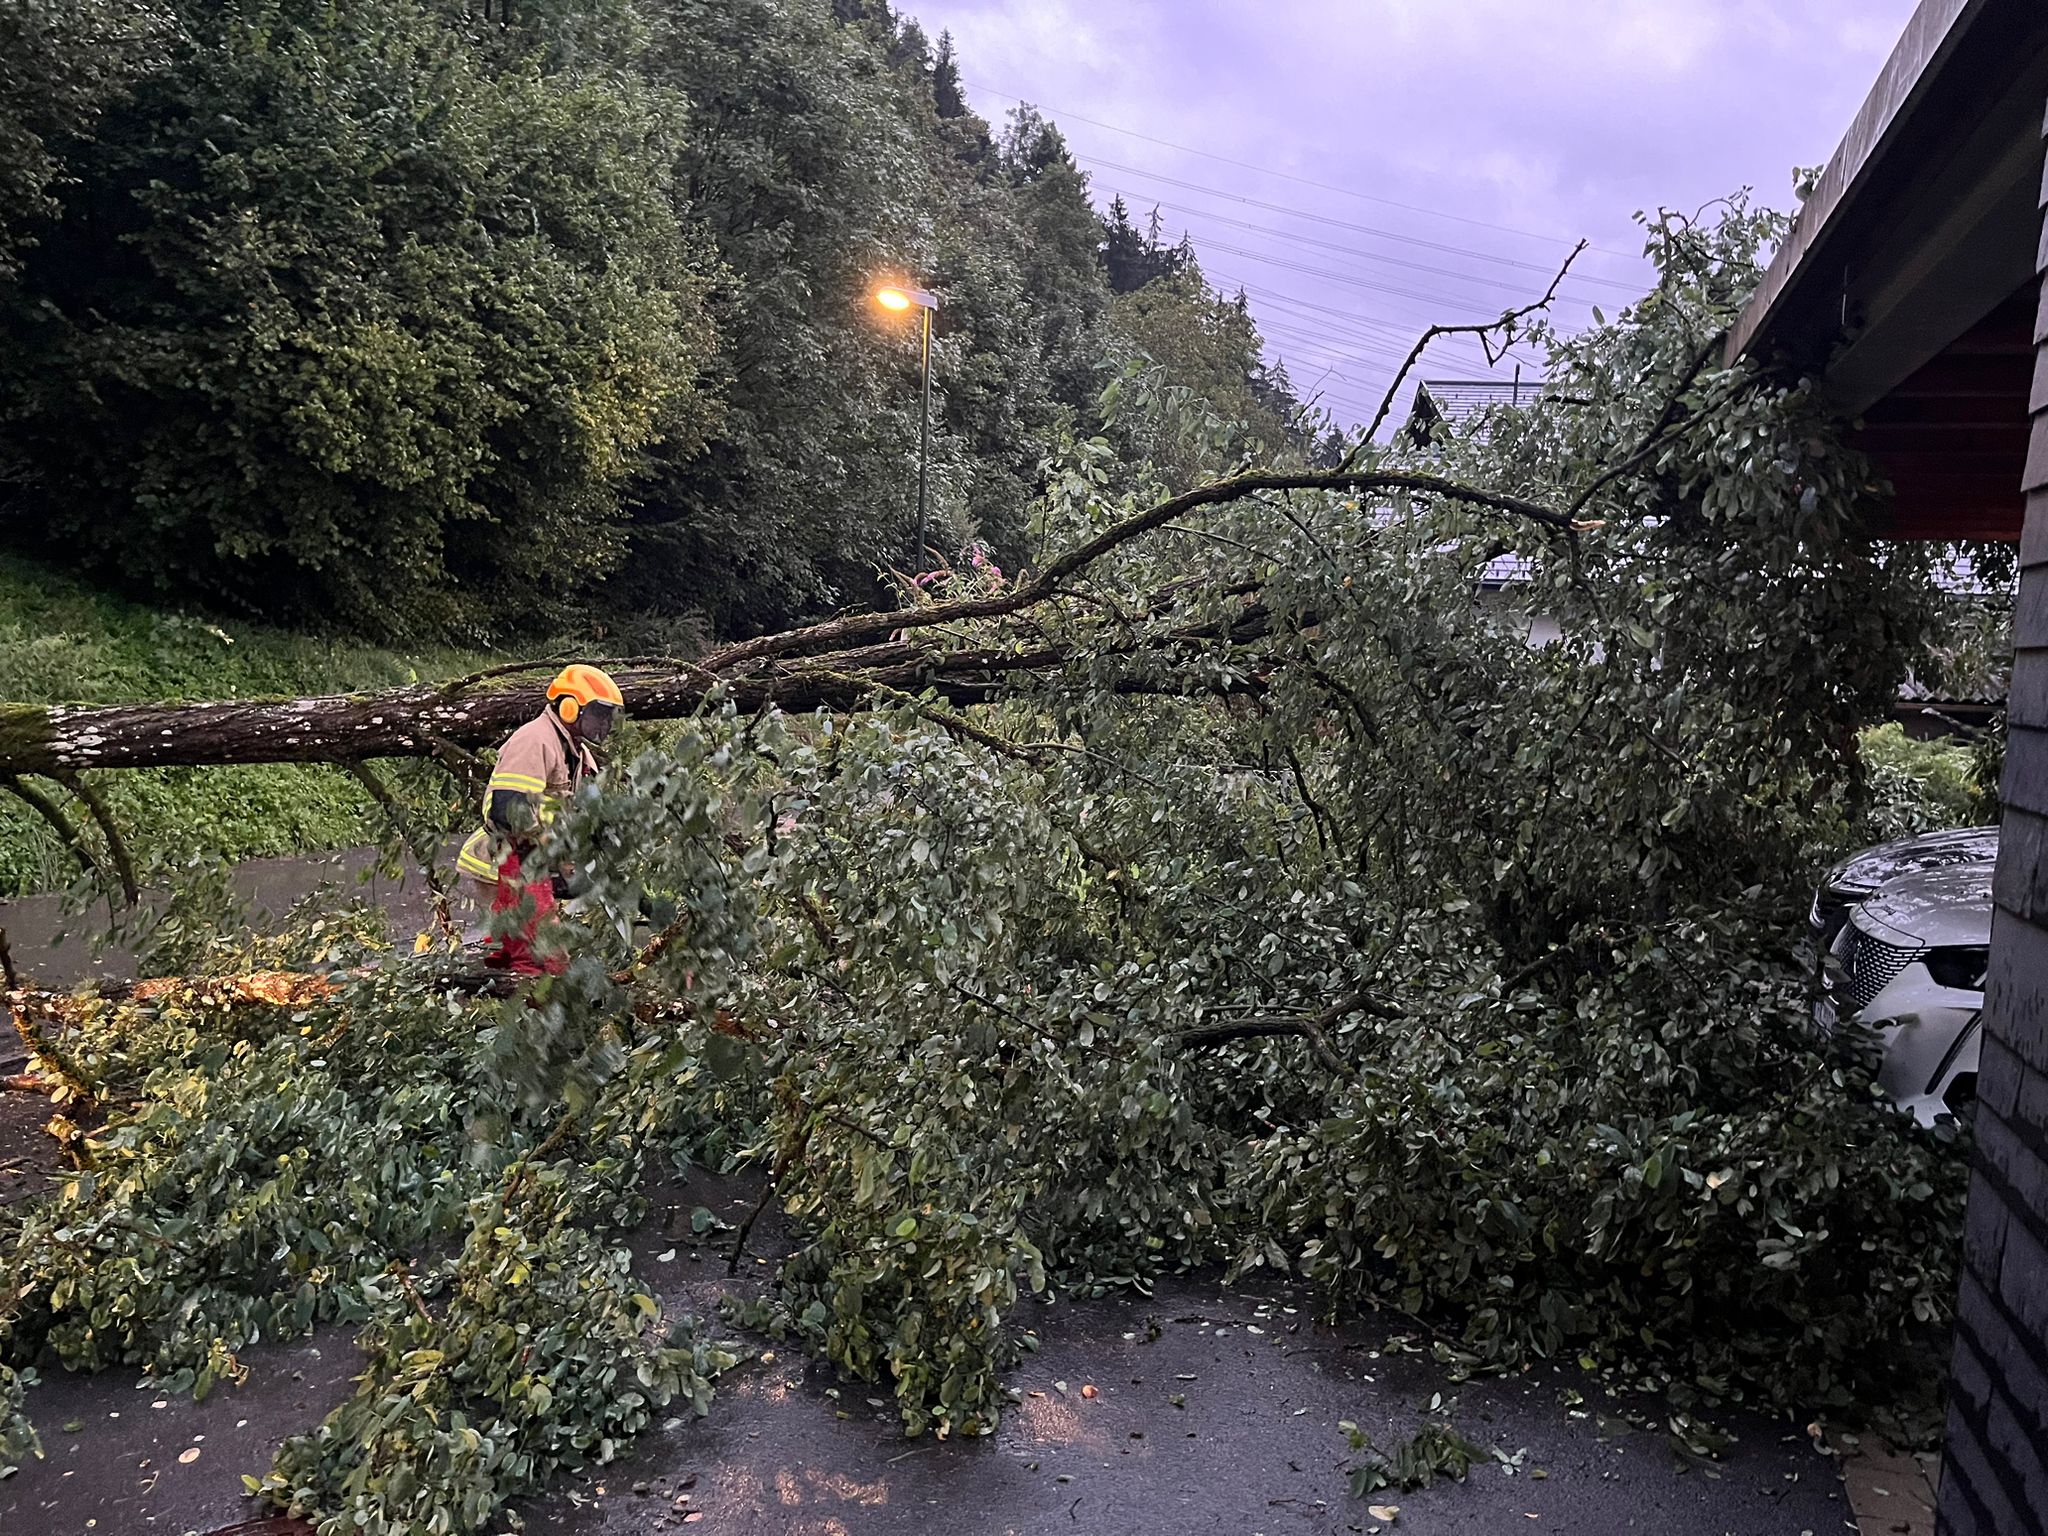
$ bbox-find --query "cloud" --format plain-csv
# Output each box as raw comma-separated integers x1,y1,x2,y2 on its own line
906,0,1923,417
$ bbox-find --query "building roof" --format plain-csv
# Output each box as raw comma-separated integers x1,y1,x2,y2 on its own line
1408,378,1546,433
1727,0,2048,540
1401,381,1543,586
1413,378,1545,423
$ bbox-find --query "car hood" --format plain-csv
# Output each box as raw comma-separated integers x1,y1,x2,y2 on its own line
1855,863,1994,948
1823,825,1998,898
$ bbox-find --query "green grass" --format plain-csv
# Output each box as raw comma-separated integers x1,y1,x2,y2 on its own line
0,555,495,895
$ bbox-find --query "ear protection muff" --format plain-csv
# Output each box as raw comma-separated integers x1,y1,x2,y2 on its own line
557,695,580,726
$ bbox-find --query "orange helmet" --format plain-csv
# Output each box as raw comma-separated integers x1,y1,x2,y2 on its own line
547,664,624,728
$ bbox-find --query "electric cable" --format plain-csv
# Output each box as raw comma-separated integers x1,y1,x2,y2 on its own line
1086,162,1643,294
963,77,1644,262
1099,187,1622,302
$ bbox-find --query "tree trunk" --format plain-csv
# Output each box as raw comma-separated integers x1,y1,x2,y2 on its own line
0,648,1029,775
0,601,1279,775
0,465,1568,776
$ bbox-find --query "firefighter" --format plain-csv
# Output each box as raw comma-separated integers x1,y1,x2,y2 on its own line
456,664,624,974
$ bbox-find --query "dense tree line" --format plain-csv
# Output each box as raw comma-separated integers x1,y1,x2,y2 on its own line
0,0,1316,640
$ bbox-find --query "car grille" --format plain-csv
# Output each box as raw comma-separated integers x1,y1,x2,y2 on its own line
1831,926,1923,1016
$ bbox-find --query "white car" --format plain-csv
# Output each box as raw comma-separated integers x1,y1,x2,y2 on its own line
1811,827,1996,1126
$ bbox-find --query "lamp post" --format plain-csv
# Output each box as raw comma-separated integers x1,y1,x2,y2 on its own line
874,283,938,564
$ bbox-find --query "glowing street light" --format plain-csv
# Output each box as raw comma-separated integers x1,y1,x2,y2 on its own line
873,282,939,562
874,283,934,312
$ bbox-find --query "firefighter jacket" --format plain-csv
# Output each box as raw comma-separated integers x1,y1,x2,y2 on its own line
456,709,597,882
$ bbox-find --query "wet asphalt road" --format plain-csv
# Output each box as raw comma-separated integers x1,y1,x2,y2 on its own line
521,1255,1856,1536
0,845,445,998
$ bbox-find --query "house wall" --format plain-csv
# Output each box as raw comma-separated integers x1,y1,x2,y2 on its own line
1932,98,2048,1536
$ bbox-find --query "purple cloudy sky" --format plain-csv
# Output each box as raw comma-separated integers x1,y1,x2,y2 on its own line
900,0,1924,427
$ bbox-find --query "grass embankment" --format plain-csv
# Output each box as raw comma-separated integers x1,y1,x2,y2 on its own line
0,557,493,895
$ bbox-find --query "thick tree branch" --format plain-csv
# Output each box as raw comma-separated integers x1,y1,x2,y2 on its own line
701,468,1578,676
0,650,1008,776
0,469,1571,777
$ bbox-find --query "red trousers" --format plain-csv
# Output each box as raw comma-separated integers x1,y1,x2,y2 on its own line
484,849,566,976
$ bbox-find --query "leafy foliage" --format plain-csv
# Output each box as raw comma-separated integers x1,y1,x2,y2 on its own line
0,877,740,1532
1101,196,1196,296
260,1180,734,1536
0,0,169,279
606,2,1129,632
1249,914,1962,1412
1858,722,1987,841
0,0,721,634
1340,1418,1485,1496
0,1364,36,1475
1106,271,1314,470
5,963,515,1387
1,0,1339,642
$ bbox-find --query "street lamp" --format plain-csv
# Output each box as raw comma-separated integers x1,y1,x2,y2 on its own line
874,283,939,564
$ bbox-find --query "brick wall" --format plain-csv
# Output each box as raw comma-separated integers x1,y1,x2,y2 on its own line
1933,99,2048,1536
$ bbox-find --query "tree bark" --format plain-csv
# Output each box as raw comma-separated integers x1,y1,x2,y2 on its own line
0,593,1282,776
0,646,1028,776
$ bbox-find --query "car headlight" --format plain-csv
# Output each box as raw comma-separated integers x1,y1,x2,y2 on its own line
1923,946,1988,990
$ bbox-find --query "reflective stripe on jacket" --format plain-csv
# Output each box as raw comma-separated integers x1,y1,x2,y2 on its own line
456,829,502,881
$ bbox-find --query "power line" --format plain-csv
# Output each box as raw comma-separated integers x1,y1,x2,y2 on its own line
1255,333,1493,416
1255,315,1534,420
1102,188,1610,304
1085,159,1643,294
1261,328,1420,367
1210,260,1557,345
1217,277,1507,360
1226,280,1478,345
1269,376,1383,423
1223,329,1405,400
1195,236,1534,316
1221,291,1512,389
1105,186,1613,307
960,78,1593,417
1296,385,1389,425
964,77,1645,262
1252,315,1418,370
1285,365,1380,396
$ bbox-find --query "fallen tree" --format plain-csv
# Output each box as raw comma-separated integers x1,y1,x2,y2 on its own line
0,202,1974,1535
0,470,1577,778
